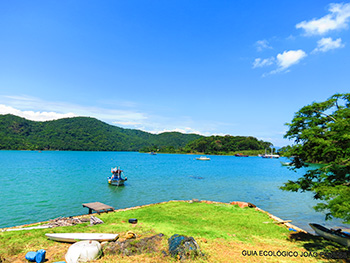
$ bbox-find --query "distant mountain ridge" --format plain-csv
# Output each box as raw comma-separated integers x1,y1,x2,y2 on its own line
0,114,203,151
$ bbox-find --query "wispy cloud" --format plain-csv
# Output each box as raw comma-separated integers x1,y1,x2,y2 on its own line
252,57,275,68
312,37,345,53
296,3,350,35
0,95,148,125
112,121,144,126
0,104,76,121
255,40,272,52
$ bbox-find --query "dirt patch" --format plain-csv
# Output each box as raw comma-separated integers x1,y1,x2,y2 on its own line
202,239,321,263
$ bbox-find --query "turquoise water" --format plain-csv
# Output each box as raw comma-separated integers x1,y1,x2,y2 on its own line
0,151,348,232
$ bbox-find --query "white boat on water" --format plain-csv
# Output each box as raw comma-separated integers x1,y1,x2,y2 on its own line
309,223,350,247
196,156,210,161
108,167,127,186
45,233,119,243
261,149,280,159
262,154,280,158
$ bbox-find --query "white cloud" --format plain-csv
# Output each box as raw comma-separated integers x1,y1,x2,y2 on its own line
312,37,345,53
255,50,307,76
252,57,275,68
296,3,350,35
0,95,148,124
254,3,348,76
256,40,272,51
275,49,307,71
0,104,76,121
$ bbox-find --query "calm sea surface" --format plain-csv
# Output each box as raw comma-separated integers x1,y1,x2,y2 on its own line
0,151,348,232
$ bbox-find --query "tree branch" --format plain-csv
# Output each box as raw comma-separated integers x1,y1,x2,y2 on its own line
314,110,337,122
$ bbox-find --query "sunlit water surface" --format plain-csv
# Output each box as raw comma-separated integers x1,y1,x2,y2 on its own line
0,151,348,232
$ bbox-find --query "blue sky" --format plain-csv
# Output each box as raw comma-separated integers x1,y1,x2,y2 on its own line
1,1,349,146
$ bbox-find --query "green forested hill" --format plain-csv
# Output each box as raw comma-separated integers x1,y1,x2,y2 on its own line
183,135,273,155
0,114,202,151
0,114,273,153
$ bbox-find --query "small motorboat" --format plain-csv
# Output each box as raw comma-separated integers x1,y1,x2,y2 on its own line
261,149,280,158
235,153,249,157
262,154,280,158
108,167,127,186
309,223,350,247
196,156,210,161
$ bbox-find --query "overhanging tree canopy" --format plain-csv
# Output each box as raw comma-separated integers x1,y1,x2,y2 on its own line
281,93,350,223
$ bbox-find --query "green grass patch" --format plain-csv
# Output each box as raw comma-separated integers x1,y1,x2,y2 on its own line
96,201,289,241
0,202,285,256
1,201,347,262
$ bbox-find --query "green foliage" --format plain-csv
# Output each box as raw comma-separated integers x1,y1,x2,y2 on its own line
277,145,294,157
139,132,202,153
0,115,202,151
281,93,350,223
183,135,272,155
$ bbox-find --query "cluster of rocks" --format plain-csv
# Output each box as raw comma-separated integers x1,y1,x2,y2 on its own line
45,215,103,228
45,217,88,227
168,234,204,260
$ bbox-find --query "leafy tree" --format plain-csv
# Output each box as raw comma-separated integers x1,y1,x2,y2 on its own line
281,93,350,223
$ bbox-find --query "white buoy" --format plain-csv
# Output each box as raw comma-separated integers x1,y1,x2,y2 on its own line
65,240,102,263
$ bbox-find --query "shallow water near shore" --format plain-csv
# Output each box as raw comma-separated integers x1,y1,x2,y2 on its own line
0,150,348,232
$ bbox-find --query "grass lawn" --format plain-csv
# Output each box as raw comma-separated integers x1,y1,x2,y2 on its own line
0,201,349,262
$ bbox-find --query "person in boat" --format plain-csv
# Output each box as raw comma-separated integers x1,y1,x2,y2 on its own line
111,168,118,180
110,167,127,182
116,169,121,180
